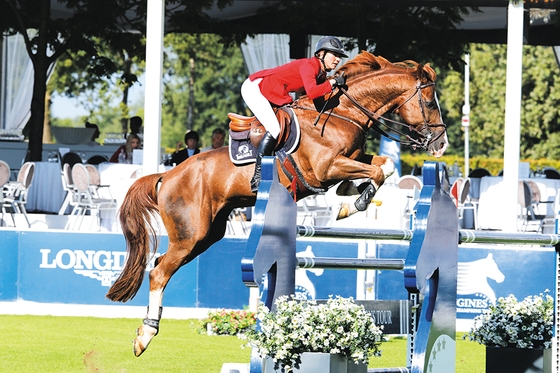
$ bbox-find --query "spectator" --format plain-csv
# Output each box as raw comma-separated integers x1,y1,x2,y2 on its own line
110,133,142,163
85,122,100,146
129,116,143,135
169,130,200,165
201,128,226,152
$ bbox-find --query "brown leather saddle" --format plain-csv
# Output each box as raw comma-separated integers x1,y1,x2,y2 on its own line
228,108,293,151
227,107,300,165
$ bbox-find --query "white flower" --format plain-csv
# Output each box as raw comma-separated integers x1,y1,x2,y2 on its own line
465,291,553,349
242,295,384,373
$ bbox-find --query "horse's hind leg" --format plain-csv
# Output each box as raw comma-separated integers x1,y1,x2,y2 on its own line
133,208,230,357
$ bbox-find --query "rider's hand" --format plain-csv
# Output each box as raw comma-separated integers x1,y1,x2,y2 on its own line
332,73,346,88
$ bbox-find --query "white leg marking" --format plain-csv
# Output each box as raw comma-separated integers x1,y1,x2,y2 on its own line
381,158,395,179
147,288,163,319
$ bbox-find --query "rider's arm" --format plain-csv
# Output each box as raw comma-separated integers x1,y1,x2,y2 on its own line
299,60,333,100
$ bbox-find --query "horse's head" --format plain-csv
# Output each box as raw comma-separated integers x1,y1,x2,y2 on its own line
337,52,449,157
483,253,505,283
393,62,448,157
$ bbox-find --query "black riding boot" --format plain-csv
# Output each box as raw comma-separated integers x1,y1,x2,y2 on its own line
251,131,277,192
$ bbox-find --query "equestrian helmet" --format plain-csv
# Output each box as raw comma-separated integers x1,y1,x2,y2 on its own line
314,36,348,58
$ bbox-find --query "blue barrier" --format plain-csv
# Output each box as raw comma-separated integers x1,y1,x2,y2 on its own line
242,158,459,373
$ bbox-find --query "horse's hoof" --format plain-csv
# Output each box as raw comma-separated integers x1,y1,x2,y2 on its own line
133,325,158,357
133,337,146,357
336,202,357,220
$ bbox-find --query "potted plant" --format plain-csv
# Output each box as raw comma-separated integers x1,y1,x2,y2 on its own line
241,295,384,373
465,292,553,373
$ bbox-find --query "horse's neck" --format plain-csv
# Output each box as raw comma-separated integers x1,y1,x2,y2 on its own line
305,72,414,125
349,72,413,111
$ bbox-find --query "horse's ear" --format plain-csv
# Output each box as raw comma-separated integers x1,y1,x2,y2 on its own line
369,54,384,70
416,63,425,82
423,63,437,82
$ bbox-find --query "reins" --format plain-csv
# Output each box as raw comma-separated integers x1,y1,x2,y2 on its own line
338,81,446,151
293,77,446,152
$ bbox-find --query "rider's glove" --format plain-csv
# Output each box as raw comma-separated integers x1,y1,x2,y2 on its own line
333,73,346,88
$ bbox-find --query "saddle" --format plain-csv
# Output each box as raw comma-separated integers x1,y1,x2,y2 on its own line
227,107,300,165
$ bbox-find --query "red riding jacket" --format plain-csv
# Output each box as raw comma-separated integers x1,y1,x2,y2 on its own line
249,57,332,106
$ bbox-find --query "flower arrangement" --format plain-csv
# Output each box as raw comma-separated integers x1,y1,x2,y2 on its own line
465,292,553,349
198,308,256,336
241,295,384,373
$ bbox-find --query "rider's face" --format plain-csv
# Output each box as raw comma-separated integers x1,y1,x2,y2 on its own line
322,51,342,71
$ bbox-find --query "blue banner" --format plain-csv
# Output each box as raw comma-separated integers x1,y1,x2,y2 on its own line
375,242,555,319
0,230,18,300
1,229,555,317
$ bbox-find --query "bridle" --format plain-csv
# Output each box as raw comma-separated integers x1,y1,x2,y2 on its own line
294,76,447,151
337,80,447,151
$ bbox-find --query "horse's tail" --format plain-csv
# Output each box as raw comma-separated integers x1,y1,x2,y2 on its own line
106,173,163,302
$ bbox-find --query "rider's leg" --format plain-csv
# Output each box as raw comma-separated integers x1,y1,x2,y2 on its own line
241,78,281,192
251,131,276,192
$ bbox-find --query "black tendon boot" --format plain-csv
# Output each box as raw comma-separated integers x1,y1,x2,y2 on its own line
251,131,277,192
354,182,377,211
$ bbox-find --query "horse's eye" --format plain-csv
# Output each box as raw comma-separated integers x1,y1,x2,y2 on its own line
425,100,438,110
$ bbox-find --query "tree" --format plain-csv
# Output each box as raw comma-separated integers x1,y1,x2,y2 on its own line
160,33,247,149
439,44,560,159
0,0,148,161
49,34,146,133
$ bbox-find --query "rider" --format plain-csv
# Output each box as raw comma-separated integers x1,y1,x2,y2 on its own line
241,36,348,192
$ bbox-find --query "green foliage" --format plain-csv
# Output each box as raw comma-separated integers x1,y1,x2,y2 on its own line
1,0,149,160
198,308,256,336
439,44,560,159
400,153,560,177
49,34,146,131
160,33,247,149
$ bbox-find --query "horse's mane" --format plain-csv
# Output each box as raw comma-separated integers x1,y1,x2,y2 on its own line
338,51,435,81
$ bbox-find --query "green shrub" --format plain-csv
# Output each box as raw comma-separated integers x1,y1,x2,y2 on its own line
198,308,256,336
400,153,560,177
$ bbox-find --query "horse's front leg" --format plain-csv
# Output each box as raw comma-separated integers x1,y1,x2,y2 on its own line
322,154,395,187
323,155,395,219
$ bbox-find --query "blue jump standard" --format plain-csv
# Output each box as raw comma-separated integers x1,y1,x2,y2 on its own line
241,158,459,373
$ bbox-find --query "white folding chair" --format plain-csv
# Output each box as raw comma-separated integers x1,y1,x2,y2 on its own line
69,163,117,230
518,181,546,233
398,175,422,228
84,164,113,199
0,160,12,226
58,163,75,215
456,178,478,229
2,161,35,227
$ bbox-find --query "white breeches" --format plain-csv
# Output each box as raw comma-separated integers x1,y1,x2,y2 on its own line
241,78,280,139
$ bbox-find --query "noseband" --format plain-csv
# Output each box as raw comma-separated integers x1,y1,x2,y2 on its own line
339,80,446,151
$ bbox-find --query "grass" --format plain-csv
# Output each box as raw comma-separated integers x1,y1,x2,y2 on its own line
0,315,485,373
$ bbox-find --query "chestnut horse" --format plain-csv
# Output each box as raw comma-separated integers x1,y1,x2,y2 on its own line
106,52,448,356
